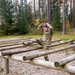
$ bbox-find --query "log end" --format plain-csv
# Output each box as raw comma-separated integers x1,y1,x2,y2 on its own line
54,62,61,67
23,56,26,60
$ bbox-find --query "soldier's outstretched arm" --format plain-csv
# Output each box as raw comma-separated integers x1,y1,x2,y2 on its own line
37,23,43,29
46,23,53,29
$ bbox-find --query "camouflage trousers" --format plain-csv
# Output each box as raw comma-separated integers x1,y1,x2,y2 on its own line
43,32,52,61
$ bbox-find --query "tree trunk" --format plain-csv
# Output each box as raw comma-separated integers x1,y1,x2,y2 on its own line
20,0,23,11
62,0,66,35
34,0,36,18
38,0,40,18
47,0,51,24
70,0,72,26
71,0,75,28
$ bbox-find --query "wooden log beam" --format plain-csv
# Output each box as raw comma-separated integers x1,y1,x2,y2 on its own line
31,39,62,45
0,40,72,56
1,47,43,56
23,44,75,60
54,54,75,67
0,44,23,51
0,38,30,43
0,55,25,74
47,40,75,47
51,39,61,43
1,40,74,55
0,38,31,45
0,55,75,74
0,42,22,47
28,59,75,74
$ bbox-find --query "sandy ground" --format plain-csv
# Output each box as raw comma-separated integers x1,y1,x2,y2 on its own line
0,38,75,75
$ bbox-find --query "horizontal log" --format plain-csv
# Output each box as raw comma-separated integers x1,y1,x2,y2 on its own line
0,55,25,62
47,40,75,47
28,59,75,74
1,40,74,55
0,38,31,45
1,46,43,56
0,40,72,55
0,42,23,47
0,39,61,47
23,44,75,60
54,54,75,67
51,39,62,43
0,38,31,43
0,44,23,51
0,55,75,74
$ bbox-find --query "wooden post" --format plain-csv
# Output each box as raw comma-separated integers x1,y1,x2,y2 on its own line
4,57,9,74
54,54,75,67
0,67,4,72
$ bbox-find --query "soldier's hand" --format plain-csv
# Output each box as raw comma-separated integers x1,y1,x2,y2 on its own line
37,27,40,30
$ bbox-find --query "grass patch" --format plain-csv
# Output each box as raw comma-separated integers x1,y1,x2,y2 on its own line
0,28,75,41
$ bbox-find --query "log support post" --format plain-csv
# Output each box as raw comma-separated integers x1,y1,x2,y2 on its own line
4,56,9,74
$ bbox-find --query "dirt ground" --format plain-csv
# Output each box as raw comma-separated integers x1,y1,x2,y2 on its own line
0,38,75,75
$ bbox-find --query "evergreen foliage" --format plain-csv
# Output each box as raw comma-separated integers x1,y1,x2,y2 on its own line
16,12,29,34
52,6,62,31
16,0,33,34
0,0,14,35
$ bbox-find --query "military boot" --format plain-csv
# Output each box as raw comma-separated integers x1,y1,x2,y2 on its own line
22,42,31,47
44,55,49,61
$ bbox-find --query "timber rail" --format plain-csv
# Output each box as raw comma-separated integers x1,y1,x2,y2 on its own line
0,38,75,75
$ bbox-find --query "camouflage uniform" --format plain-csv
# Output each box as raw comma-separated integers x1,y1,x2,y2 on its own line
38,22,53,61
23,22,53,61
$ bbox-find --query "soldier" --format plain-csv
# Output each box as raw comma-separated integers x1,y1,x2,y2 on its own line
37,22,53,44
23,21,53,61
37,21,53,61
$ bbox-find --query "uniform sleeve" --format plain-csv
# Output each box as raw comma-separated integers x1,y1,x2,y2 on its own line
37,23,43,29
46,23,53,29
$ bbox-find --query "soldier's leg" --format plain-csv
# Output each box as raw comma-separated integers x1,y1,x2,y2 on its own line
36,38,44,46
22,40,37,47
44,55,49,61
44,35,49,61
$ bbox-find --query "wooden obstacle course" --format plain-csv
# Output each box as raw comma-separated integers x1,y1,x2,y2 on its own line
0,38,75,75
1,40,74,56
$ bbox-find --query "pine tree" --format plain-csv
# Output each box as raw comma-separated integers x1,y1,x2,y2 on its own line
0,0,14,35
52,6,62,31
16,0,32,34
